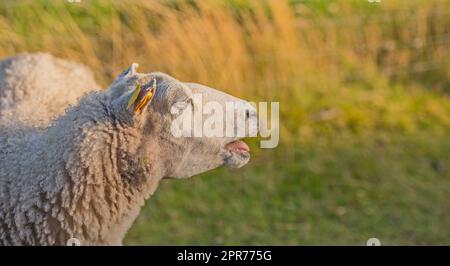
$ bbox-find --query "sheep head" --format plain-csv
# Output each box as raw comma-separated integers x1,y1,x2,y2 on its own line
108,64,257,179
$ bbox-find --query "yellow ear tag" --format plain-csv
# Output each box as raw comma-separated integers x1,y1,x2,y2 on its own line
127,84,142,110
128,79,157,114
133,91,153,114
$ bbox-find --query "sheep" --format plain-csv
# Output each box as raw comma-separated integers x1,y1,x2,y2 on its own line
0,53,100,126
0,63,257,245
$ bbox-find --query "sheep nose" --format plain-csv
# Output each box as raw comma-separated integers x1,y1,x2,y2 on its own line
245,103,257,119
246,108,258,125
241,103,258,136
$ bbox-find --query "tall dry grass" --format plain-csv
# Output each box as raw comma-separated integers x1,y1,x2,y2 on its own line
0,0,448,88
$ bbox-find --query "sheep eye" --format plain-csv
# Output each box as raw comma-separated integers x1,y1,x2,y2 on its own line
174,99,191,110
171,98,193,116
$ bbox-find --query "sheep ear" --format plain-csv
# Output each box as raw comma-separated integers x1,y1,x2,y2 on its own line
110,78,157,126
126,78,157,115
117,63,139,80
108,63,140,99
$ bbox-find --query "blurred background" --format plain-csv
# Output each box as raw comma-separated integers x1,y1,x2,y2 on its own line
0,0,449,245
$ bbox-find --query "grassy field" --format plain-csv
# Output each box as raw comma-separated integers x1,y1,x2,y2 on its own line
0,0,449,244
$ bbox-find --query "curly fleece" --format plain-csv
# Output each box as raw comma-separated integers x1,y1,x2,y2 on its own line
0,91,162,245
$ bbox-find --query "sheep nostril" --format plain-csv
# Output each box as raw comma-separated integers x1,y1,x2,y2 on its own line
245,109,250,119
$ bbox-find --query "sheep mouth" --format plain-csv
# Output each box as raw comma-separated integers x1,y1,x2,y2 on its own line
225,140,250,154
224,140,250,168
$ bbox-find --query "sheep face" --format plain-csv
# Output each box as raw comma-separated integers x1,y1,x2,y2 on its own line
109,64,257,179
